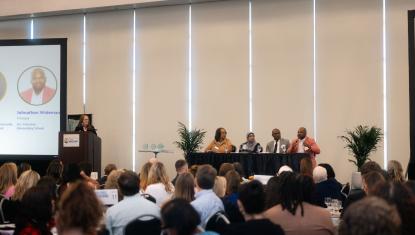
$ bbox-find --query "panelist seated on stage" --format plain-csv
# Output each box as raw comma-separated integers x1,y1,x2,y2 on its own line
75,114,97,135
205,127,233,153
239,132,263,153
287,127,320,167
265,128,290,153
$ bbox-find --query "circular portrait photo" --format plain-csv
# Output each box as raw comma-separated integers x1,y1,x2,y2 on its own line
0,72,6,102
17,66,57,106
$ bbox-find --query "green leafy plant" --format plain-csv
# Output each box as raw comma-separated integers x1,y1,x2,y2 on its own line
174,122,206,158
339,125,383,171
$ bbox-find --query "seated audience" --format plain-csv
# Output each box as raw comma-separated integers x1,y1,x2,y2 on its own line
17,162,31,177
300,157,313,178
213,176,227,198
232,162,247,181
189,165,199,177
224,180,284,235
265,176,282,209
139,162,152,192
372,181,415,235
12,170,40,201
191,165,224,228
57,181,103,235
387,160,405,183
0,162,18,199
223,170,243,223
362,171,385,195
264,172,335,235
37,176,59,205
172,173,195,202
46,159,64,185
104,169,125,201
172,159,188,186
239,132,262,153
312,166,343,207
205,128,233,153
360,161,382,175
106,171,160,235
14,186,53,235
277,165,293,176
339,197,401,235
145,162,175,207
219,163,235,177
99,163,117,186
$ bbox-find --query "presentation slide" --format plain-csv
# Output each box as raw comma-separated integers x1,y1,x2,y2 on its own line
0,41,65,156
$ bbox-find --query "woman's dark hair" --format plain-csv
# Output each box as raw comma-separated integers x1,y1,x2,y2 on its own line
279,172,314,216
225,170,240,196
219,163,234,177
37,176,58,201
239,180,265,214
14,186,52,235
46,159,63,183
79,162,92,177
18,162,31,177
62,163,82,183
265,176,282,209
214,127,225,142
300,157,313,177
161,199,200,235
232,162,245,179
372,181,415,235
318,163,335,179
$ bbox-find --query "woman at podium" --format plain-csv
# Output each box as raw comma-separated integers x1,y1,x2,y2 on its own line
75,114,97,134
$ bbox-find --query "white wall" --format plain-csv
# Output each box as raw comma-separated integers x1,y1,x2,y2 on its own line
0,0,414,182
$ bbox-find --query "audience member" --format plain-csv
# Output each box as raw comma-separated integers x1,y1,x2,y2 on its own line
219,163,235,177
277,165,293,176
265,175,282,209
387,160,405,183
139,162,152,192
46,159,64,185
11,170,40,201
339,197,401,235
104,169,125,201
213,176,226,198
312,166,343,207
0,162,18,199
189,165,199,177
232,162,246,180
362,171,385,195
172,172,195,202
300,157,313,178
106,171,160,235
360,161,382,176
145,162,175,207
191,165,224,228
172,159,188,186
342,172,365,215
223,170,243,223
224,180,284,235
99,163,117,186
17,162,31,178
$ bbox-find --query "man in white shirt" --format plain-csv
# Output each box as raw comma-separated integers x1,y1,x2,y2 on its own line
106,171,160,235
191,164,224,228
265,128,290,153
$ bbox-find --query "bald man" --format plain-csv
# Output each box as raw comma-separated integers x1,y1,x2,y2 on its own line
287,127,320,167
266,128,290,153
20,68,56,105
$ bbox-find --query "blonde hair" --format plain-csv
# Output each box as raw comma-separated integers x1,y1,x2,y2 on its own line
139,162,152,191
387,160,404,182
173,173,195,202
12,170,40,201
104,169,125,200
213,176,226,198
0,163,18,195
147,162,173,193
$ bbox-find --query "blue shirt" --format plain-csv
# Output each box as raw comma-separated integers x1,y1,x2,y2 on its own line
191,189,224,228
105,193,160,235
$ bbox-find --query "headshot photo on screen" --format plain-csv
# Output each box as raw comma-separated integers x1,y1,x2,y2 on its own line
0,72,6,102
18,66,57,106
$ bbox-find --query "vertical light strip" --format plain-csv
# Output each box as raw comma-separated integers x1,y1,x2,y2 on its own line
132,10,137,171
248,0,253,132
313,0,317,140
382,0,388,169
30,19,34,39
82,15,86,113
188,4,192,130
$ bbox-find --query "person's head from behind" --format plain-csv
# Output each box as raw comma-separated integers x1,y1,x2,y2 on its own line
360,161,382,176
14,186,52,235
238,180,266,220
37,176,58,202
339,197,401,235
104,163,117,176
362,171,385,195
279,172,314,216
300,157,313,177
161,199,201,235
272,128,281,141
31,68,47,93
219,163,234,177
46,159,64,183
105,169,125,200
140,162,152,191
318,163,336,179
195,164,217,191
57,181,103,235
175,159,188,175
215,127,227,142
79,162,92,177
0,162,18,194
173,173,195,202
246,132,256,143
297,127,307,140
12,170,40,201
18,162,31,177
387,160,404,183
277,165,293,176
232,162,245,179
313,166,327,184
189,165,198,177
63,163,82,183
225,170,240,196
265,176,282,209
118,170,139,197
148,162,173,192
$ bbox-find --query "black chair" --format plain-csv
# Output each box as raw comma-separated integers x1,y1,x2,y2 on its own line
205,211,230,234
124,214,161,235
141,193,156,204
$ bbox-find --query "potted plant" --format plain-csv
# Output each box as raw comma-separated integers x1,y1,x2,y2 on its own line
174,122,206,159
339,125,383,171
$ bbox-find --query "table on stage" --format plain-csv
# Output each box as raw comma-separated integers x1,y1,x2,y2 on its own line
186,152,309,176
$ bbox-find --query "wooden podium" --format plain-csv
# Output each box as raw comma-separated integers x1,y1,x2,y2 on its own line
59,131,101,176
